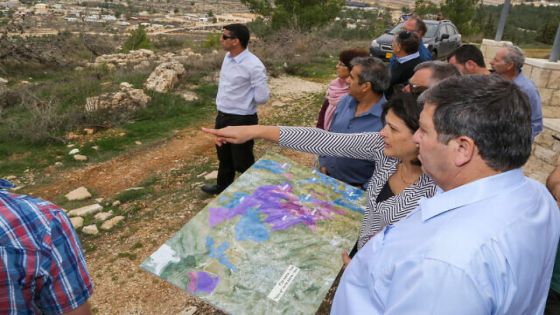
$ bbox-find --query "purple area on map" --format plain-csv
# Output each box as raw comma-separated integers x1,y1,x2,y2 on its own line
187,271,220,295
208,182,345,232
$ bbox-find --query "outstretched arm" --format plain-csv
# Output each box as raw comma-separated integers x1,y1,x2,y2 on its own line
202,125,279,146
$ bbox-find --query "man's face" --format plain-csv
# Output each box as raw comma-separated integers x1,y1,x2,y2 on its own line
490,48,512,74
403,19,417,33
448,56,467,74
403,68,432,93
346,65,368,99
412,103,454,186
220,29,238,52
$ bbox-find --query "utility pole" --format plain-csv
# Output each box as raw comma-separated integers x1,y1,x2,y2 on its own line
495,0,511,42
550,22,560,63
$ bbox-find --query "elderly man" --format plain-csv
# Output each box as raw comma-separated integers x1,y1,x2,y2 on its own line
390,16,432,66
490,45,543,140
201,23,270,195
402,60,460,95
0,179,93,314
319,56,390,188
332,75,560,314
448,44,491,75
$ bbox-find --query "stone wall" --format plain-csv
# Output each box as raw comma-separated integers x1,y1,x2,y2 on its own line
525,119,560,183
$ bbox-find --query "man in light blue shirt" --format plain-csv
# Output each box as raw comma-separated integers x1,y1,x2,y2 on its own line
201,23,269,195
319,57,389,187
491,45,543,140
332,75,560,314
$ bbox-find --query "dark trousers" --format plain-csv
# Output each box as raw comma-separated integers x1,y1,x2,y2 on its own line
215,111,258,191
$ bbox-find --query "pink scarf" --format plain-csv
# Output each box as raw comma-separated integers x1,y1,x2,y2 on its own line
324,77,349,130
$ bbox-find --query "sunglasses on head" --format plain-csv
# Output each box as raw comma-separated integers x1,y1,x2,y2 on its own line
398,31,413,40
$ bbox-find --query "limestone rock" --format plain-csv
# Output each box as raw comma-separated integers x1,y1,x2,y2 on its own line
204,170,218,180
68,204,103,217
180,91,199,102
70,217,84,229
0,77,8,85
85,83,150,113
73,154,88,161
101,216,125,230
145,61,186,93
65,186,92,201
179,306,197,315
94,211,113,221
82,224,99,235
91,49,156,70
68,148,80,155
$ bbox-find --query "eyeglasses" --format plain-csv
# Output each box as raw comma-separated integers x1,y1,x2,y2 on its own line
407,81,428,95
222,34,236,40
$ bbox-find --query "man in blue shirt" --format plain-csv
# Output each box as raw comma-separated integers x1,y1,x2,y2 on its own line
389,16,432,67
332,75,560,314
319,57,389,187
201,24,270,195
491,45,543,140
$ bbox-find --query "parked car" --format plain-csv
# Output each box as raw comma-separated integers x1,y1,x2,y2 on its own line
370,20,462,61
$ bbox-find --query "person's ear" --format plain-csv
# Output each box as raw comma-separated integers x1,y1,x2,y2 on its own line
465,60,476,72
453,136,476,167
362,82,372,93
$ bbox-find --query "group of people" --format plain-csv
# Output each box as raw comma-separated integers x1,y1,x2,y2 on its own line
1,21,558,314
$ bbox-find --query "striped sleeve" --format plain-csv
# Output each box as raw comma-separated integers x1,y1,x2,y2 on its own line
278,126,384,162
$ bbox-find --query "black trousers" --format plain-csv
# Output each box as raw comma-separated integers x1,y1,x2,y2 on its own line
215,111,258,191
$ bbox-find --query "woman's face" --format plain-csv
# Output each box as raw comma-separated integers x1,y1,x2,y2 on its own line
336,61,350,79
379,109,417,160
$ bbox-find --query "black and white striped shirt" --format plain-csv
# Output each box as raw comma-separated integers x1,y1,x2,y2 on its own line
279,126,437,249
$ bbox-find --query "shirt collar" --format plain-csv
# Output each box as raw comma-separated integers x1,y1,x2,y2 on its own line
227,49,249,63
419,169,525,222
397,51,420,64
350,95,386,117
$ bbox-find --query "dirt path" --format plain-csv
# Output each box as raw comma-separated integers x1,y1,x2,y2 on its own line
27,76,326,315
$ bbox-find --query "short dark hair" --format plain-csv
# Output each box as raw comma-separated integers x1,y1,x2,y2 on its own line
448,44,486,68
422,75,532,172
350,56,391,94
339,48,369,69
382,92,422,132
414,61,460,83
410,17,427,37
395,31,420,55
223,23,250,48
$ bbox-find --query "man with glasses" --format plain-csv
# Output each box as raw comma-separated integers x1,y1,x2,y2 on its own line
402,61,459,96
201,23,270,195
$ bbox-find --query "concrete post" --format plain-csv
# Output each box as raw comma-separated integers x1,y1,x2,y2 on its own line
495,0,511,42
550,22,560,63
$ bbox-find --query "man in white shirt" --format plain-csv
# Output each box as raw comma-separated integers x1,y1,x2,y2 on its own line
201,23,269,195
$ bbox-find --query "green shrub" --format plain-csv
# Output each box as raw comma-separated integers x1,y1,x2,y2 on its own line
122,26,152,52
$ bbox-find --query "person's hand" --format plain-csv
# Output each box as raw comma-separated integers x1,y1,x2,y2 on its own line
341,251,352,266
201,126,255,146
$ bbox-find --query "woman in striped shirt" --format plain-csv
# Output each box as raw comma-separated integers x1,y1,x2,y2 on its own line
203,93,437,260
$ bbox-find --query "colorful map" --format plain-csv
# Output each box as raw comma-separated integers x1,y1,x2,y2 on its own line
141,153,366,314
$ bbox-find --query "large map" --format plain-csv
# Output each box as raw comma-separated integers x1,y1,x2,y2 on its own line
141,153,366,314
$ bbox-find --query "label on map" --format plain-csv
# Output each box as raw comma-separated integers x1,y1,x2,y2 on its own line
267,265,300,302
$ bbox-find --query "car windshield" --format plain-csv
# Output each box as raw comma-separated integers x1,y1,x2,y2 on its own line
389,22,439,38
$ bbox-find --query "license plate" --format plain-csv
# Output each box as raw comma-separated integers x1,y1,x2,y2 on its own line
385,52,393,59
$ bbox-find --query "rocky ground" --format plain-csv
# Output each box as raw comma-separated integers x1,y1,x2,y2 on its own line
25,76,327,315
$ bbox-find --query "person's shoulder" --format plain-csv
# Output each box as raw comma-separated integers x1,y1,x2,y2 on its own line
0,191,66,249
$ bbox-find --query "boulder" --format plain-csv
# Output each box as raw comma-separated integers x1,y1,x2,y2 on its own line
65,186,92,201
68,204,103,217
70,217,84,229
101,216,125,230
145,61,186,93
85,83,150,113
82,224,99,235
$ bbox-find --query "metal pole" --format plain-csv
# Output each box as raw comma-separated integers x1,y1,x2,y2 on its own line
495,0,511,42
550,22,560,62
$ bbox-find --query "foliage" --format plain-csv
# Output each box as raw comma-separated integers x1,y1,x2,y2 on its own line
122,26,152,52
440,0,480,35
414,0,440,17
241,0,344,31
